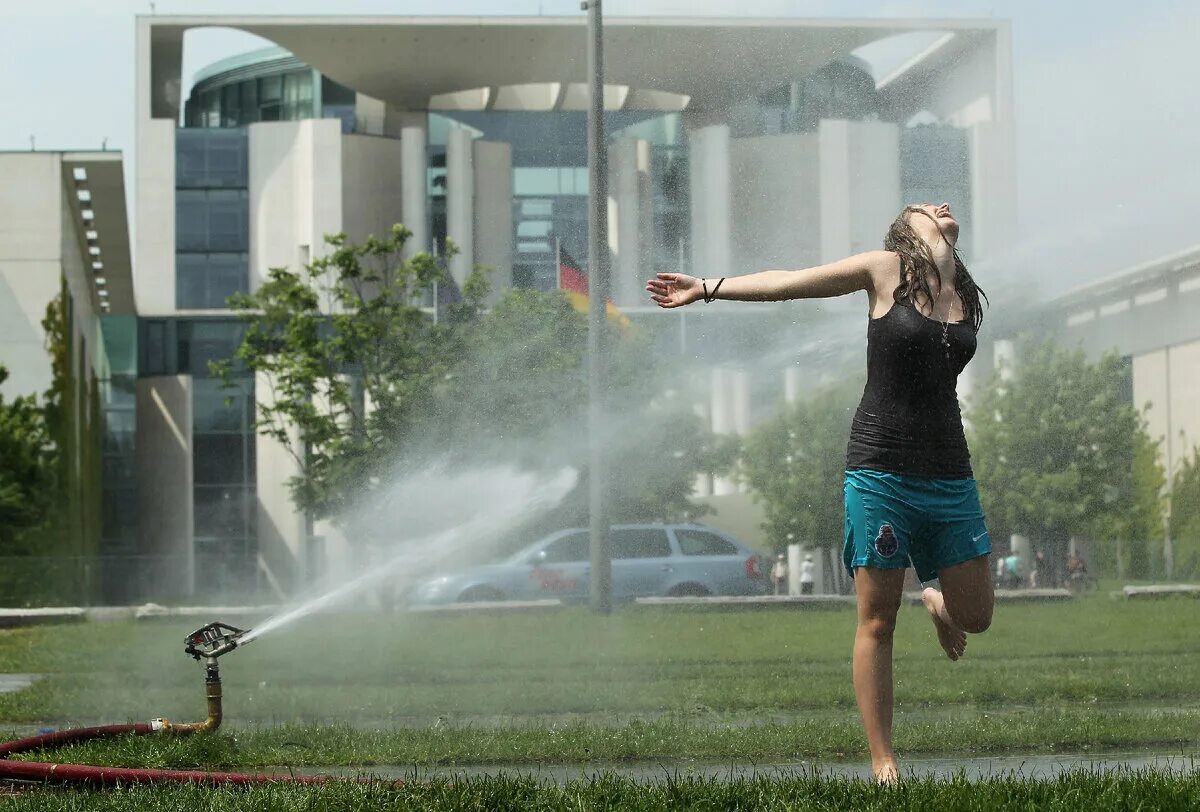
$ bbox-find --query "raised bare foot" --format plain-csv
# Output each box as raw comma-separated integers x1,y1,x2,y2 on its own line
873,759,899,785
922,587,966,661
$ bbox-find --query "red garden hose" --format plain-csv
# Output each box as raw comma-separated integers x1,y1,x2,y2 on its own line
0,621,370,787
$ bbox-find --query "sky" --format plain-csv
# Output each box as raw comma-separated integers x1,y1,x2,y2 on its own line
4,0,1198,297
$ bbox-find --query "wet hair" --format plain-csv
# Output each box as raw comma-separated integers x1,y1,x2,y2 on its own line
883,206,987,331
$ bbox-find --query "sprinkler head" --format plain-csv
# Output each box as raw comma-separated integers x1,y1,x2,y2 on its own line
184,621,247,661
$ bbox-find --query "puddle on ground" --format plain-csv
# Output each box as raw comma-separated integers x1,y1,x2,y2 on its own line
0,675,43,695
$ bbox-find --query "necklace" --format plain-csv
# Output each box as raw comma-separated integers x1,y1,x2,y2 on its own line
941,318,950,359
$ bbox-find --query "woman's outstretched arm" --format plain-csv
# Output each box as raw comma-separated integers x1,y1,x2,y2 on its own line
646,250,895,308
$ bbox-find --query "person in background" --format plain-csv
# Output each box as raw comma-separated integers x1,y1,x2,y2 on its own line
1029,550,1046,589
771,554,788,595
800,553,817,595
1003,549,1021,589
1066,550,1088,590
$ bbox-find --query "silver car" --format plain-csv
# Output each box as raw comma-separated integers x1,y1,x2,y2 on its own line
410,523,768,605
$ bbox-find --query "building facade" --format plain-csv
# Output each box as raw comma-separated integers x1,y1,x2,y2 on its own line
0,151,133,598
118,14,1018,600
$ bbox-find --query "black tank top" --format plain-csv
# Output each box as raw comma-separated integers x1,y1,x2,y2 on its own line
845,300,976,479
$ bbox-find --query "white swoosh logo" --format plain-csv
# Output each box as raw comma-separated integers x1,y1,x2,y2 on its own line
972,531,989,544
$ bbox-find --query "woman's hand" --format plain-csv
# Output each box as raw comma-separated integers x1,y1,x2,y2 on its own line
646,273,704,308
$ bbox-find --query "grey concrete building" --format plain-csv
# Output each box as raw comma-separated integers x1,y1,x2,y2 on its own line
0,150,134,573
0,14,1024,601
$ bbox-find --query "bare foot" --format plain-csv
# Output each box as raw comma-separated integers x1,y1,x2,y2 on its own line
923,587,966,661
873,759,899,785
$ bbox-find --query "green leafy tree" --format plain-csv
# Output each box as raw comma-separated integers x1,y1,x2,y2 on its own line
430,287,736,526
1169,448,1200,579
214,226,483,520
221,226,731,538
969,340,1164,577
0,364,58,552
741,374,862,591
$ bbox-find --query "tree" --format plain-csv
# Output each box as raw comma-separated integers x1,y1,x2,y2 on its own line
1169,447,1200,579
0,364,58,552
221,226,733,540
215,226,484,521
968,339,1164,578
422,285,737,529
741,373,862,591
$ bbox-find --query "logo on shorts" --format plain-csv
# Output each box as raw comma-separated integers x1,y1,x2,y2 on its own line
874,524,899,557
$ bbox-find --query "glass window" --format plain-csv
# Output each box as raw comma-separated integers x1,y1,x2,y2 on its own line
206,254,249,307
540,531,590,564
194,486,250,539
101,487,137,542
176,253,248,310
193,435,246,485
283,72,312,120
241,80,257,119
176,190,210,251
102,410,135,454
193,378,251,433
221,84,240,127
259,74,282,103
143,320,167,375
612,528,672,559
322,77,355,106
179,320,245,373
205,190,249,251
205,135,248,188
203,92,220,128
176,130,247,188
675,529,738,557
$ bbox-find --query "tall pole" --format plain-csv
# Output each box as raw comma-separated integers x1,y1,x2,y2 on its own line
584,0,611,614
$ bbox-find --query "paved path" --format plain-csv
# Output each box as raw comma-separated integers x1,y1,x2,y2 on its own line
300,750,1199,784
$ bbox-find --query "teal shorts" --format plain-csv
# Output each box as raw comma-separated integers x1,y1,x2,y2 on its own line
843,469,991,583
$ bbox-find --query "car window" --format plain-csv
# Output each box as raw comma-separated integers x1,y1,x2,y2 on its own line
612,528,671,559
675,529,738,557
539,531,590,563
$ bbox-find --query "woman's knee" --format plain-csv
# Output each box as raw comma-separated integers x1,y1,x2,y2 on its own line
857,605,900,639
947,601,992,634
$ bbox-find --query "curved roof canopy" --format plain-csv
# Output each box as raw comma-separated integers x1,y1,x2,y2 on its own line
144,15,1000,118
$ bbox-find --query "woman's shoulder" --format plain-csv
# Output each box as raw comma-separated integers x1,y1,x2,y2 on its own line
862,251,903,301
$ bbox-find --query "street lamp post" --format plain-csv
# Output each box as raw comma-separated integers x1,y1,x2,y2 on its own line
583,0,612,614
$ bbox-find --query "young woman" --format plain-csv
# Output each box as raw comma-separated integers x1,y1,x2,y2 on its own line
646,202,994,783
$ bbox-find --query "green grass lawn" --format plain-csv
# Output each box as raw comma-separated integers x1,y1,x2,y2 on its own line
0,592,1198,767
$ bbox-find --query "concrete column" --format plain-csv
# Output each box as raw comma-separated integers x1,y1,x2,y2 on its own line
473,140,513,303
993,339,1015,381
711,367,737,495
693,400,713,497
784,365,802,404
818,120,900,262
689,125,732,278
136,375,194,598
135,120,176,314
732,369,751,435
400,123,428,258
608,137,653,307
787,543,802,596
731,369,752,493
446,126,475,290
255,370,307,598
969,121,1018,263
730,133,821,273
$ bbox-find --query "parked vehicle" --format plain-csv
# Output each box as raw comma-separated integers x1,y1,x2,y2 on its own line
409,524,768,605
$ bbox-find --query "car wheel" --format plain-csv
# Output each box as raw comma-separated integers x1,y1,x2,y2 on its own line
457,585,505,603
667,583,711,598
